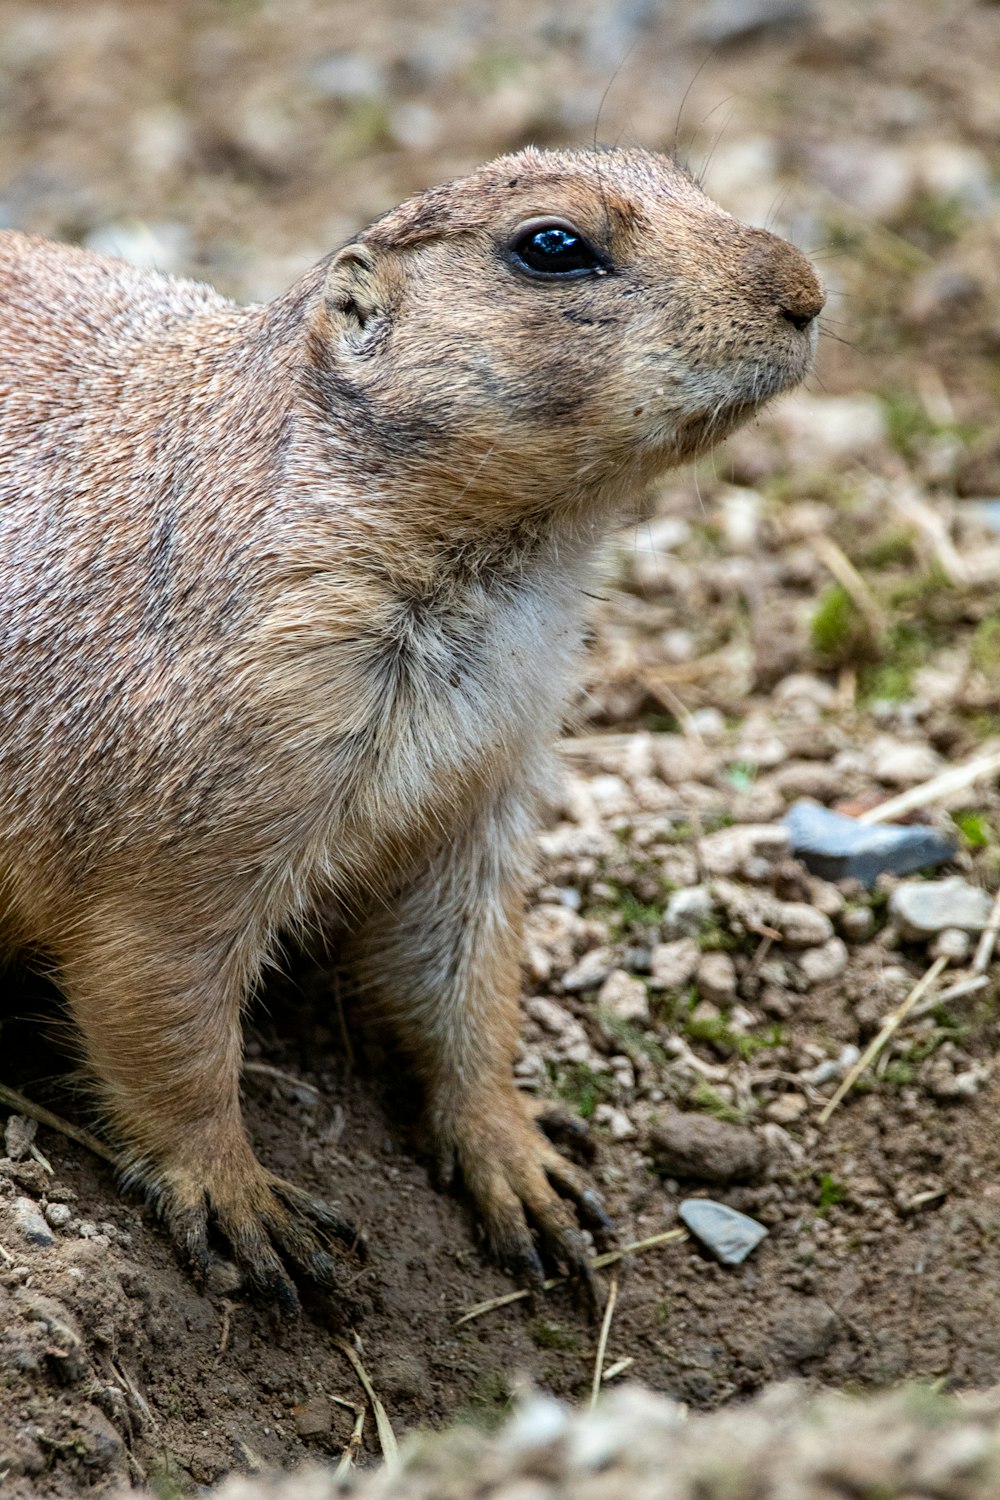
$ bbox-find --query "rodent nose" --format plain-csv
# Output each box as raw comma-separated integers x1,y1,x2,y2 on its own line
741,228,825,332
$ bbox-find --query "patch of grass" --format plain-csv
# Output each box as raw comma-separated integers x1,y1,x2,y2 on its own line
548,1060,614,1120
690,1081,748,1124
684,1005,785,1061
861,527,915,570
598,1013,669,1067
696,916,740,953
951,808,993,848
816,1172,847,1212
454,1369,513,1431
970,613,1000,675
810,584,872,666
529,1318,582,1352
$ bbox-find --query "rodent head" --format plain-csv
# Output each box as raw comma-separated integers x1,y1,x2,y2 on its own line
307,147,823,521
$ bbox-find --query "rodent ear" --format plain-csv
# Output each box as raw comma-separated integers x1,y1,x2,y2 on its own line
325,244,383,345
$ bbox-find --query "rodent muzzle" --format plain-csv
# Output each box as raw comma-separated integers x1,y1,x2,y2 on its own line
740,228,825,332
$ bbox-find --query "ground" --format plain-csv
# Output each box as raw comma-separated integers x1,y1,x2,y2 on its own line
2,0,1000,1492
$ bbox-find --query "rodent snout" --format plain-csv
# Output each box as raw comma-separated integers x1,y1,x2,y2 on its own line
741,228,825,332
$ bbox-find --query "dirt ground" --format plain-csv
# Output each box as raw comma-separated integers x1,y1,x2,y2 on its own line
3,0,1000,1492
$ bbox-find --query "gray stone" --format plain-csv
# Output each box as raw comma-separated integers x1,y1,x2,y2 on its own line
662,886,714,938
690,0,813,46
597,970,650,1025
649,938,701,991
679,1198,769,1265
651,1113,766,1184
889,877,994,939
3,1114,37,1162
784,800,955,886
797,936,849,986
12,1196,54,1247
561,946,615,992
43,1202,72,1230
696,951,738,1005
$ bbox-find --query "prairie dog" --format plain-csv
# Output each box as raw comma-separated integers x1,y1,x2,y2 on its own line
0,147,822,1305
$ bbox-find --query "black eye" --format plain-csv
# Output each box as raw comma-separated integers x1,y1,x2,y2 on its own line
508,221,606,279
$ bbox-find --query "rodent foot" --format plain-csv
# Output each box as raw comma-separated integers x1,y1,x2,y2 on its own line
441,1094,614,1314
149,1163,364,1313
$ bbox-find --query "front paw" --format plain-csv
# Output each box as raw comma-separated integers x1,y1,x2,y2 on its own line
436,1089,613,1300
129,1150,364,1314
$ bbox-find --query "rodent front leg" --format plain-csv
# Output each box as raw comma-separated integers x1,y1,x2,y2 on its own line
55,894,360,1310
356,798,612,1294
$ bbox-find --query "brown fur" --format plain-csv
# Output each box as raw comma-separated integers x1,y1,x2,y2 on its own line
0,146,822,1304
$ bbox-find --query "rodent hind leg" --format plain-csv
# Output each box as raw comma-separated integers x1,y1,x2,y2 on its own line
55,905,361,1310
357,799,613,1302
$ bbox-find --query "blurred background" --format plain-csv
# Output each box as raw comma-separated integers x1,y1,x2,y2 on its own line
0,0,999,719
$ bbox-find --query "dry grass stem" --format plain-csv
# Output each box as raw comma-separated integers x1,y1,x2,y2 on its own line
334,1336,399,1467
455,1228,688,1326
601,1356,635,1383
639,673,706,744
858,749,1000,826
590,1276,619,1409
0,1081,116,1164
973,886,1000,974
332,1399,366,1480
888,485,970,587
818,955,949,1124
810,533,887,640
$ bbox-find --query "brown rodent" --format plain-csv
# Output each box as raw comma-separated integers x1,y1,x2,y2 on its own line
0,146,822,1308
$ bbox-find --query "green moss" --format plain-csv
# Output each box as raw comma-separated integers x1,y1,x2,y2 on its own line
690,1081,748,1124
529,1318,582,1351
951,808,993,848
810,584,871,665
816,1172,847,1212
861,528,915,570
549,1060,614,1119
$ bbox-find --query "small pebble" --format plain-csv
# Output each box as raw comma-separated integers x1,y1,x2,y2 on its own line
597,969,650,1025
561,946,616,993
3,1114,37,1162
650,1112,766,1184
662,886,715,938
890,877,993,939
766,1093,808,1125
291,1397,333,1439
13,1196,55,1247
798,937,849,985
649,938,701,991
931,927,972,964
679,1198,769,1265
696,951,738,1005
43,1202,73,1230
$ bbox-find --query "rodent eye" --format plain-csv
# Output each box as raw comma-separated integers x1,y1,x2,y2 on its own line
508,220,607,279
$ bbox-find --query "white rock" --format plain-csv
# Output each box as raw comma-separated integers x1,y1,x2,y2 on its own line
593,1103,636,1141
597,970,650,1026
870,739,943,786
890,877,994,938
772,673,839,713
697,952,738,1005
766,1093,808,1124
663,886,715,937
699,824,790,877
523,997,590,1063
930,927,972,964
649,938,701,991
778,903,835,949
689,707,727,742
797,937,849,985
562,946,616,993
